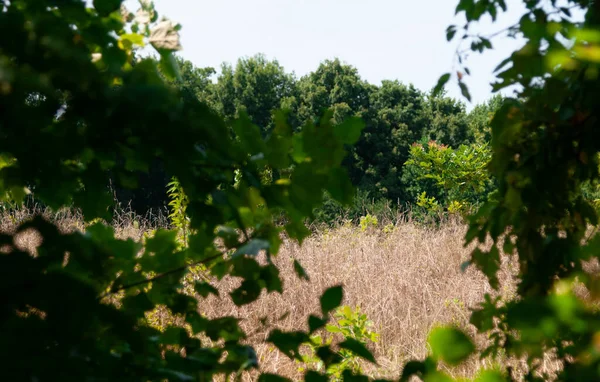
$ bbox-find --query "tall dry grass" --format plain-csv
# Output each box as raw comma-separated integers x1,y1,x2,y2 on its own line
2,207,532,379
204,221,521,380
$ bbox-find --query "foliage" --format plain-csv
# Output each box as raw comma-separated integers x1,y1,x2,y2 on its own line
405,0,600,381
213,54,297,135
359,214,379,232
299,305,379,381
167,177,190,248
402,140,494,212
467,94,505,144
0,1,380,381
165,57,482,208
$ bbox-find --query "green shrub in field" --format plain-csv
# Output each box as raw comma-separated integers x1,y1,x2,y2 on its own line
402,140,494,217
359,214,378,232
298,305,379,381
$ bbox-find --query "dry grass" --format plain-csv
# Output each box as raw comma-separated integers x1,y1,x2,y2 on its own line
3,207,530,380
203,221,520,380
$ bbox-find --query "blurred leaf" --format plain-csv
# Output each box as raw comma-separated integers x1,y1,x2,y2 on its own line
427,327,474,366
267,330,310,360
459,81,472,102
149,20,182,51
333,117,365,145
293,259,310,281
195,282,219,298
433,73,451,96
339,338,376,363
304,371,328,382
233,239,270,257
400,360,426,381
259,374,292,382
308,315,327,333
320,285,343,316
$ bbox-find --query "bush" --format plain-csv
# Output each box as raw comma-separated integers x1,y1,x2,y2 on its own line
402,140,494,213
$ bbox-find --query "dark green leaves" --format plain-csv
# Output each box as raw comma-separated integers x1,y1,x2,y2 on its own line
400,360,426,381
433,73,451,97
195,282,219,298
446,25,457,42
293,259,310,281
93,0,121,16
459,81,472,102
333,117,365,145
339,338,376,363
259,374,292,382
427,327,474,366
320,285,343,316
267,330,310,360
1,1,374,381
233,239,270,257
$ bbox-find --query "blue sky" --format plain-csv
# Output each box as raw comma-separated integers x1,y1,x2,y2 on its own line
139,0,530,106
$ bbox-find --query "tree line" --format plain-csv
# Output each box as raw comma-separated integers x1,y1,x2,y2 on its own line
119,54,503,215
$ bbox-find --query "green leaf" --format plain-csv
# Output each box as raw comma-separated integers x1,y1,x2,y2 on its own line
339,338,376,363
400,360,426,381
446,25,457,41
341,370,370,382
320,285,343,316
326,167,354,205
267,330,310,360
433,73,451,96
333,117,365,145
233,239,270,257
304,371,328,382
325,324,341,333
195,282,219,298
427,327,475,366
230,279,262,306
308,315,327,333
259,374,292,382
459,81,472,102
93,0,121,16
475,370,508,382
120,33,145,48
293,259,310,281
158,50,182,81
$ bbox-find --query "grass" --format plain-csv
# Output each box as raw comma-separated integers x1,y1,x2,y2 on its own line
3,205,550,380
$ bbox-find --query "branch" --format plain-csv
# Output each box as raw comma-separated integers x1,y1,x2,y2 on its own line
98,252,224,299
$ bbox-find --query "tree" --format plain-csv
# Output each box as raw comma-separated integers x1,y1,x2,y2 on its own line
0,1,374,380
297,58,373,126
212,54,297,135
403,1,600,380
358,81,429,201
467,94,505,143
401,140,494,210
172,57,217,107
424,91,473,147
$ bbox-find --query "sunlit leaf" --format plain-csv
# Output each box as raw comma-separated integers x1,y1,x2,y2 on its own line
427,327,474,366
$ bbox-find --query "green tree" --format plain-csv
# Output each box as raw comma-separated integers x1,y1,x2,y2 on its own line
0,1,376,380
358,81,429,200
467,94,505,143
172,57,217,107
296,58,373,126
424,90,474,147
213,54,297,135
404,1,600,380
402,140,494,210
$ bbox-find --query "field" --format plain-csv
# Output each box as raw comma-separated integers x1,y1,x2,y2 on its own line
3,207,553,380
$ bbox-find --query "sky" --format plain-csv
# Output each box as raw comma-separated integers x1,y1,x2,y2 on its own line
134,0,530,107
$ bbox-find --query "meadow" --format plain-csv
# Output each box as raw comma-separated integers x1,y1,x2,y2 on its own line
2,206,536,380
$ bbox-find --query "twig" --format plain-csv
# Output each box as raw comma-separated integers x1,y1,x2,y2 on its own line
98,252,224,299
